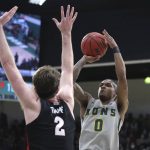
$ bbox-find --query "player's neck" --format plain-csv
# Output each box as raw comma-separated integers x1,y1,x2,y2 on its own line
48,96,59,103
101,96,116,105
101,100,110,105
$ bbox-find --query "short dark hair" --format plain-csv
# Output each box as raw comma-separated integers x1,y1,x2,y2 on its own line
32,65,60,99
110,79,117,93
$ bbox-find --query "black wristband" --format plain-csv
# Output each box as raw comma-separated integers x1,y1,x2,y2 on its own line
112,47,120,53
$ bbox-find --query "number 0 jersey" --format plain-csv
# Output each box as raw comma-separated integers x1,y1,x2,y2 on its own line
79,98,123,150
26,100,75,150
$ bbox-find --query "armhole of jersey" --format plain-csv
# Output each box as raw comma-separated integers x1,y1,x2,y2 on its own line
82,98,94,121
118,118,123,131
62,100,75,121
26,100,43,126
114,100,120,117
115,101,123,131
25,127,30,150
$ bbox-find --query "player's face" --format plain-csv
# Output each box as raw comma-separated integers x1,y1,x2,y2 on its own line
98,80,116,102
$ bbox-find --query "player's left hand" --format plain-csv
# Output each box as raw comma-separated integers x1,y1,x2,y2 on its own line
102,29,118,49
0,6,18,26
52,5,78,34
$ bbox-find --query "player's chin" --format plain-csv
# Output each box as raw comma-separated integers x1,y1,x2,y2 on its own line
99,94,108,102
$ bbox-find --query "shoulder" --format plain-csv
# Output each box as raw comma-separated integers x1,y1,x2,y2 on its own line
86,98,98,108
60,100,75,119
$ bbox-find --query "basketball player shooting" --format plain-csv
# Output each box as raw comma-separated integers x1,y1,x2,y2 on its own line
73,30,128,150
0,5,78,150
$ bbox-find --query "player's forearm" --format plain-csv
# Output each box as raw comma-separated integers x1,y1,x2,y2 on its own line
73,56,86,82
0,26,15,67
61,33,73,73
113,47,126,80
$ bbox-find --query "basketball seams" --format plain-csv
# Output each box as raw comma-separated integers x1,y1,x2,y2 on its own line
89,37,95,56
90,35,103,56
97,36,107,49
81,36,89,55
92,35,108,57
97,36,108,56
88,34,97,56
81,32,108,57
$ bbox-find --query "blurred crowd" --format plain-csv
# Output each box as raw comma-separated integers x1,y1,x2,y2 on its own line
120,113,150,150
0,112,150,150
0,113,26,150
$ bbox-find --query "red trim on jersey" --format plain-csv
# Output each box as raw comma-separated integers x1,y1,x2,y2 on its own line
25,128,30,150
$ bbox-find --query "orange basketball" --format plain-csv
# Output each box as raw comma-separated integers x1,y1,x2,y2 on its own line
81,32,108,57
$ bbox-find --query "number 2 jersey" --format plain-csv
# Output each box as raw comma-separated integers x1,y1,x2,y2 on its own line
79,98,123,150
26,100,75,150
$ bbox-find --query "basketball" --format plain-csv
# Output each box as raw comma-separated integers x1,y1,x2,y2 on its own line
81,32,108,57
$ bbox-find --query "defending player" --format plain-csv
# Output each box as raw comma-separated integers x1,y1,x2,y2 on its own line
0,5,77,150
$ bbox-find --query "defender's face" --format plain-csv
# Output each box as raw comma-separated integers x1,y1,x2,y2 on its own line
98,80,116,102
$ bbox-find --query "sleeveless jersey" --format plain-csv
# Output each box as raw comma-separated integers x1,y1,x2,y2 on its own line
79,98,123,150
26,100,75,150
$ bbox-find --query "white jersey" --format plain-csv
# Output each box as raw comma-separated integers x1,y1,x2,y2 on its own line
79,98,123,150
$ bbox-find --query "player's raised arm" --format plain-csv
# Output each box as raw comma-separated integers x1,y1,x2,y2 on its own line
0,7,37,110
0,6,18,70
103,29,128,120
53,5,78,109
73,55,101,116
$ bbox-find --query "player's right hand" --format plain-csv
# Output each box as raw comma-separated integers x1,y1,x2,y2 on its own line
0,6,18,26
84,55,101,63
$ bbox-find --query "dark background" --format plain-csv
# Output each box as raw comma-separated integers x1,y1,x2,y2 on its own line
0,2,150,149
0,0,150,81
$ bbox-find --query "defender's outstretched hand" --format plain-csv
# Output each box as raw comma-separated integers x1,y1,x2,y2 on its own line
102,29,118,49
0,6,18,26
52,5,78,33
